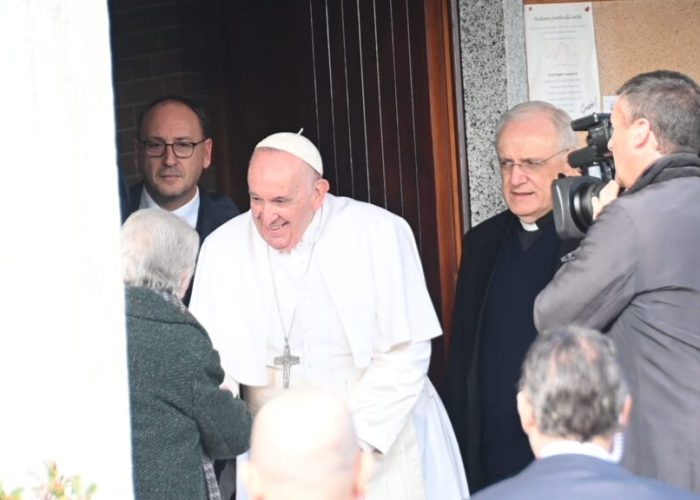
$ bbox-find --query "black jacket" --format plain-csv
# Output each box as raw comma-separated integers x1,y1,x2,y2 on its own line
445,210,576,491
124,183,240,244
125,183,240,304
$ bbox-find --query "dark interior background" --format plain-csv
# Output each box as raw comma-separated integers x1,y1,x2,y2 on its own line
109,0,463,387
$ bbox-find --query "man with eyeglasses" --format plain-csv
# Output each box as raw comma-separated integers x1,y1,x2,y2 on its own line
535,71,700,493
446,101,579,493
124,95,240,305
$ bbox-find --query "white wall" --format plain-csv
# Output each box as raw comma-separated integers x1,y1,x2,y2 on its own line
0,1,133,497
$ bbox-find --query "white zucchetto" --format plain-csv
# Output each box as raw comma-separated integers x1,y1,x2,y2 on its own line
255,131,324,176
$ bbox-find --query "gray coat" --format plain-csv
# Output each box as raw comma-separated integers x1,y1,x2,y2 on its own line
126,286,252,499
534,153,700,493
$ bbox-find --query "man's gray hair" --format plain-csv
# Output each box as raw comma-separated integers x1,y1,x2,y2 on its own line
121,208,199,297
617,70,700,154
519,325,628,441
495,100,577,152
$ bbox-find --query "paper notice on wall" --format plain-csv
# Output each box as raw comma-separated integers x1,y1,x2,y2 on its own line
603,95,617,113
525,2,600,119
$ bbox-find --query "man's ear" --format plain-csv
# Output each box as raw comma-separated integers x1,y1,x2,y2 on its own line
202,137,213,170
561,153,581,178
352,450,373,499
619,395,633,429
516,391,536,436
177,271,192,299
239,461,263,500
632,118,654,150
312,178,330,210
562,165,581,179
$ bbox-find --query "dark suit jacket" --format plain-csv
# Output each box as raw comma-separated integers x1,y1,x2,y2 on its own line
445,210,576,491
118,167,129,221
125,183,240,304
472,454,698,500
126,286,252,500
125,183,240,243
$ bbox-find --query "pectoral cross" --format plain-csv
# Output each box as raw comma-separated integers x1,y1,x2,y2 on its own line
274,343,300,389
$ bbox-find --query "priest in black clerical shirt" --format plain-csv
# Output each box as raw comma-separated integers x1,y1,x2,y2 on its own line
445,101,579,493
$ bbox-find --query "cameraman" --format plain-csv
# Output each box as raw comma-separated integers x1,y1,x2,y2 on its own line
534,70,700,493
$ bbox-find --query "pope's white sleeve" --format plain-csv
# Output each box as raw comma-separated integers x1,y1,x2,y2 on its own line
347,339,430,454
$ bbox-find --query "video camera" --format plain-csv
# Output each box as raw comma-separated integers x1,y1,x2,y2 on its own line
552,113,615,240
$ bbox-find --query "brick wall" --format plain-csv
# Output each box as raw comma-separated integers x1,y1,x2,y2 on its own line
109,0,213,186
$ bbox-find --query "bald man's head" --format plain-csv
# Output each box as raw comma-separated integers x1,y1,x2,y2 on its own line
243,390,370,500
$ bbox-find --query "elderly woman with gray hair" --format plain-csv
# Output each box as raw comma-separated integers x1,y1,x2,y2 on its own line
122,208,251,500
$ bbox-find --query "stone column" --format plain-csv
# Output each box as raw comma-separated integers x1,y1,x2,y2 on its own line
458,0,527,226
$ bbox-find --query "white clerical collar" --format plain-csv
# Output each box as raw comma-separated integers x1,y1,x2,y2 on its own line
140,186,200,229
519,219,539,232
540,439,616,462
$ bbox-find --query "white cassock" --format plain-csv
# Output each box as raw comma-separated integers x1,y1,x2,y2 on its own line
190,193,469,499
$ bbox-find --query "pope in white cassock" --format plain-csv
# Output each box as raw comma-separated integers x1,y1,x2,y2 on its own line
190,132,469,499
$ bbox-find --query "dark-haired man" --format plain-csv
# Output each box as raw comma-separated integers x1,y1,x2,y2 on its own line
124,95,239,304
535,70,700,493
473,326,697,500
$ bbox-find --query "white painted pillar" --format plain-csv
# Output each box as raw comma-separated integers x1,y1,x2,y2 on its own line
0,1,133,497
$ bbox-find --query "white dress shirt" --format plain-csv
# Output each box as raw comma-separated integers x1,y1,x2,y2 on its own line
139,186,200,229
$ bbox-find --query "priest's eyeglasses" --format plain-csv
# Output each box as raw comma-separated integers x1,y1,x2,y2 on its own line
498,149,569,174
140,138,207,158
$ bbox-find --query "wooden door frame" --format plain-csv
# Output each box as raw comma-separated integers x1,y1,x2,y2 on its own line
424,0,465,360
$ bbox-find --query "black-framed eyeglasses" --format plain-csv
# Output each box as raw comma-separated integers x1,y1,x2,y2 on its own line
498,148,569,174
139,138,208,159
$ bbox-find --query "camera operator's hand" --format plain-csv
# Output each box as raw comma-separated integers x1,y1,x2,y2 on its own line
592,180,621,220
